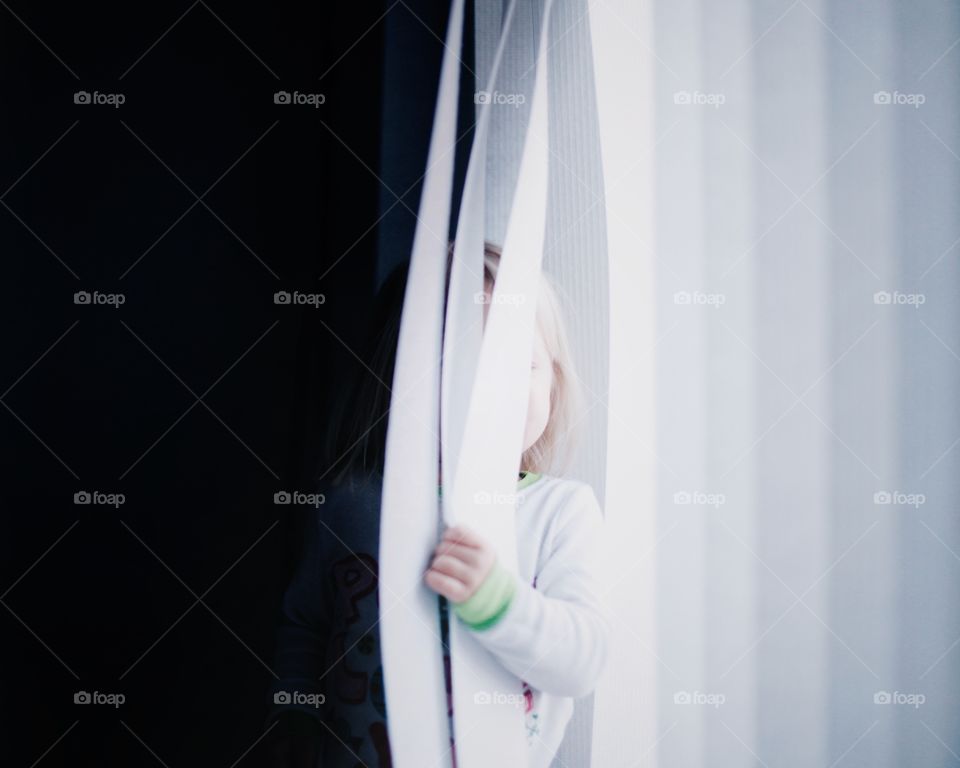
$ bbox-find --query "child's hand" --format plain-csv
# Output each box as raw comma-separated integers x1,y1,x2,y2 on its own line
424,525,496,603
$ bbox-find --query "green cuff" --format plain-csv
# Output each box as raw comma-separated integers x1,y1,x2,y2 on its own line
453,560,517,631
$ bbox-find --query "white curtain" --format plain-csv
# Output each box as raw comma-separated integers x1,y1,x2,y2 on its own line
479,0,960,765
475,1,611,764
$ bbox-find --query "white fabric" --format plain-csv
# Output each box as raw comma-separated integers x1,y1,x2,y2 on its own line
464,474,612,768
470,3,612,764
377,0,465,766
381,0,562,764
440,0,556,766
585,0,658,764
441,0,517,502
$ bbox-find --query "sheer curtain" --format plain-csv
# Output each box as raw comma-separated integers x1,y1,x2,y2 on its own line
475,0,610,764
481,0,960,765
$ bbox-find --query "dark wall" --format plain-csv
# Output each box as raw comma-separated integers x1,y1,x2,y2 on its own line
0,2,454,765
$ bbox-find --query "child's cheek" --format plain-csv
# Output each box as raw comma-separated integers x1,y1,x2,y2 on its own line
523,373,552,451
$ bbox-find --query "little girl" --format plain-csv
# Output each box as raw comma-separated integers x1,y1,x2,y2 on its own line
266,243,611,768
428,245,611,768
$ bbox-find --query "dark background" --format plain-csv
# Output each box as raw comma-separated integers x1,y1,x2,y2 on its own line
0,2,472,764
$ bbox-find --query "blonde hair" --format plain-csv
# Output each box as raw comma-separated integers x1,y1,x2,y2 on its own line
480,242,582,474
326,241,582,483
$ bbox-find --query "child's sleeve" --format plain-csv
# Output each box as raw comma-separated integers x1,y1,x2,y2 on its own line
462,483,613,698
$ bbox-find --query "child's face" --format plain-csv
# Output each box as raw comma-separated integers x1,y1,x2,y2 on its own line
482,282,553,455
523,326,553,452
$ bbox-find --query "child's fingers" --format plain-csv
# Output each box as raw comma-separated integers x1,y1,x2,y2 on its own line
425,568,471,602
433,540,484,566
442,524,486,549
429,553,474,584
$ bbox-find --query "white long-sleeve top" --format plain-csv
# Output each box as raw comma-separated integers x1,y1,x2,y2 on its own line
462,473,613,767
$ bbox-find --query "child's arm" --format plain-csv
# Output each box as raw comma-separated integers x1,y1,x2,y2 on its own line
428,485,612,698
